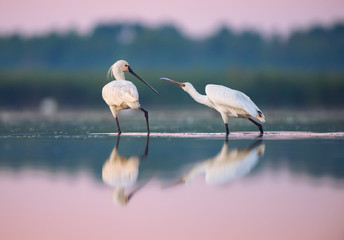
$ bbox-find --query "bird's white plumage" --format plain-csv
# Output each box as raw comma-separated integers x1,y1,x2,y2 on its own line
103,60,158,135
161,77,265,135
102,143,140,205
102,80,140,111
181,141,265,185
205,84,265,122
102,147,139,188
102,60,158,133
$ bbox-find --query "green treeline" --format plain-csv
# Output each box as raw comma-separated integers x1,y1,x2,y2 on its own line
1,69,343,108
1,23,344,70
0,22,344,108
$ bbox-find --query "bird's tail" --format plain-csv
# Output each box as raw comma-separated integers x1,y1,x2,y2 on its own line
256,111,266,123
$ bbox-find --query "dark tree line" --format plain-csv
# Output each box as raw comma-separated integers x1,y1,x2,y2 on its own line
0,22,343,71
1,22,344,108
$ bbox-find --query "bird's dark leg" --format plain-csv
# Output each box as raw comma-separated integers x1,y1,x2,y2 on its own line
140,135,150,158
139,107,150,134
225,134,229,144
115,134,121,149
225,123,230,137
248,118,264,136
115,117,121,135
247,139,263,151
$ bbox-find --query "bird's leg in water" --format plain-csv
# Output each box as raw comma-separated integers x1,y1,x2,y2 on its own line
115,134,121,149
140,135,150,158
110,106,121,135
247,138,263,151
115,117,121,135
248,118,264,136
140,107,150,134
225,123,230,136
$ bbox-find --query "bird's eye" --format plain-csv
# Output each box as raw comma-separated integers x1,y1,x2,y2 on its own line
125,64,128,67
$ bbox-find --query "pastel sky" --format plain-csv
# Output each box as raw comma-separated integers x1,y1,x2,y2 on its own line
1,0,344,37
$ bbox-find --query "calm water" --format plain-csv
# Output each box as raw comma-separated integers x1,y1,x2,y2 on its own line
0,109,344,240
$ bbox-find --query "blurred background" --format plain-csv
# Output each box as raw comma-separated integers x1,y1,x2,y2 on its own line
1,3,344,239
0,0,344,131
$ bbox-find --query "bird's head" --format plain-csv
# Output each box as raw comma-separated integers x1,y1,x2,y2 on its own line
160,78,193,92
112,188,130,206
114,60,130,72
109,60,158,95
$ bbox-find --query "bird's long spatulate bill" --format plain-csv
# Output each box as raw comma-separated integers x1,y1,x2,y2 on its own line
129,67,158,95
160,78,185,87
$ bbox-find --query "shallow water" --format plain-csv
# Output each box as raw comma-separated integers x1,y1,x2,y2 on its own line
0,109,344,240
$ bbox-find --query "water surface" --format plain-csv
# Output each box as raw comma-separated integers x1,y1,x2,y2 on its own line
1,135,344,240
0,109,344,240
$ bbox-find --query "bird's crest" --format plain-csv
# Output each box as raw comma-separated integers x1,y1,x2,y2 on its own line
107,65,115,81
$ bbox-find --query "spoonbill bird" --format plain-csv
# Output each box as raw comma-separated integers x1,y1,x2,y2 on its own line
173,140,265,186
103,60,158,135
102,136,150,205
161,78,265,136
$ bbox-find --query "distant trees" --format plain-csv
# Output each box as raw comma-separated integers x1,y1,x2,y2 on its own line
0,22,343,71
1,23,344,108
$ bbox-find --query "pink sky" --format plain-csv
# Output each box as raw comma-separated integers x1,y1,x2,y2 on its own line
1,0,344,37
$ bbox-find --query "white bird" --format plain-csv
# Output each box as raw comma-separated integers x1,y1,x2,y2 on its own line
102,136,149,205
103,60,158,134
102,142,139,205
161,78,265,136
175,140,265,186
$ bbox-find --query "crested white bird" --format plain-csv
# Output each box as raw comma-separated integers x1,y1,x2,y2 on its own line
102,143,139,205
103,60,158,134
102,136,149,205
161,78,265,136
176,140,265,186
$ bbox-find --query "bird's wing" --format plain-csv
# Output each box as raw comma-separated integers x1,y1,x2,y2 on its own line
206,84,263,118
102,81,139,106
205,145,264,185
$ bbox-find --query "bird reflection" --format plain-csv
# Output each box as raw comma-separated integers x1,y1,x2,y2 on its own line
102,136,149,205
173,140,265,186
